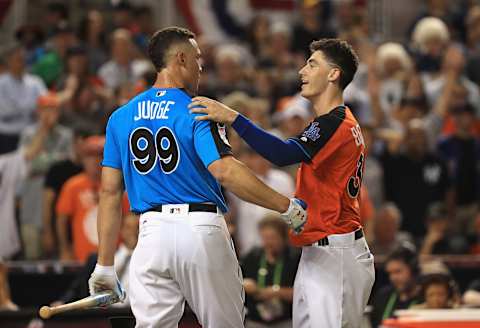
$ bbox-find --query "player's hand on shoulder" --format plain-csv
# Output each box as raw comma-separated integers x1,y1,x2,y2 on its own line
188,96,238,124
88,264,126,303
280,198,307,234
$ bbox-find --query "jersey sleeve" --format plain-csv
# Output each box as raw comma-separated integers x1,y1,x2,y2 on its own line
193,118,233,168
102,115,122,169
288,107,346,163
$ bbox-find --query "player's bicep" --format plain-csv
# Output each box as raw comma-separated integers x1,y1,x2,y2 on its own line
100,167,124,195
194,120,233,168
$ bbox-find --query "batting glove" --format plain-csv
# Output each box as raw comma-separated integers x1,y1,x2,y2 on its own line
88,264,126,303
280,198,308,234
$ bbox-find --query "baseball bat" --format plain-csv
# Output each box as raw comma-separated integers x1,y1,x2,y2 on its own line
39,291,118,319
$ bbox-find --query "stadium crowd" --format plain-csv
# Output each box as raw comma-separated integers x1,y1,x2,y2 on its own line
1,0,480,327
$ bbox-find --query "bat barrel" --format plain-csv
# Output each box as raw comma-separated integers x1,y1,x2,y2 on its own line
38,291,117,319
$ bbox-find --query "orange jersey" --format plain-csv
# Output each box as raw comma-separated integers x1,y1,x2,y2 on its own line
289,106,365,246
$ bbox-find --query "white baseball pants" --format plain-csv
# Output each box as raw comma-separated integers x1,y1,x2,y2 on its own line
293,231,375,328
129,205,245,328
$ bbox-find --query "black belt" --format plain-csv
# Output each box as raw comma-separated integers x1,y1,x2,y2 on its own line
143,203,218,214
311,229,364,247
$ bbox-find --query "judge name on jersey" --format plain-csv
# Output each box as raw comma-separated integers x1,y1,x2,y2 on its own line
134,100,175,121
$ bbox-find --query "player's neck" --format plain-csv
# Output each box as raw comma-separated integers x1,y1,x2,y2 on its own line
311,87,344,117
152,69,185,90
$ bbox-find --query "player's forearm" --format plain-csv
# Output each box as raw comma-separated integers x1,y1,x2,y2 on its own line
97,188,123,266
231,115,308,166
212,157,289,213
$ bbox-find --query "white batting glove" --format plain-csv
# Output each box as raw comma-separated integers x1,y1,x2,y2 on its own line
280,198,308,234
88,264,126,303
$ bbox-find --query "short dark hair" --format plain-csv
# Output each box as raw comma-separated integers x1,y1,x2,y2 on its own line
385,245,420,276
148,27,195,72
258,214,289,241
309,38,359,90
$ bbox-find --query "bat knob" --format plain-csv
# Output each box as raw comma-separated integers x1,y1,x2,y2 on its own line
39,306,52,319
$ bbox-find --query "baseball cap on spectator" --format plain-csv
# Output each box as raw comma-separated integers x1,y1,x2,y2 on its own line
83,136,105,156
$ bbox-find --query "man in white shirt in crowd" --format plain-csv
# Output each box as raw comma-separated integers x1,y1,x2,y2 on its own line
233,148,295,255
0,44,46,154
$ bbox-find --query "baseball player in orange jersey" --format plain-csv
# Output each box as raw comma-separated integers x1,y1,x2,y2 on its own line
190,38,375,327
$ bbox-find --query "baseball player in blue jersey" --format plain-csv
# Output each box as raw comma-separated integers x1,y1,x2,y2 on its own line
87,27,307,328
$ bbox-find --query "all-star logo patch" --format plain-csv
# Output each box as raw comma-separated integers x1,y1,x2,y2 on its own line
217,123,231,147
301,122,321,141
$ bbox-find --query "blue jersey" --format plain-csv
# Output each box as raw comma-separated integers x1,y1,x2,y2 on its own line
102,88,232,213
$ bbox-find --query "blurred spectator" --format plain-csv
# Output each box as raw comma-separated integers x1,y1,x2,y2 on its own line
111,1,135,32
467,212,480,254
246,15,271,59
413,17,480,117
0,44,46,154
202,44,254,98
381,119,452,238
18,94,73,259
0,262,17,311
291,0,336,59
77,10,108,73
370,246,421,328
42,125,92,258
56,136,105,262
420,202,469,255
465,5,480,85
15,24,45,67
411,16,450,75
31,21,76,88
413,273,460,309
232,148,295,256
362,124,384,209
407,0,466,42
463,278,480,307
98,28,150,91
60,46,112,130
0,108,52,260
44,2,69,37
438,103,480,234
275,96,312,139
53,213,138,306
241,215,300,327
371,42,414,128
369,203,414,256
260,21,298,89
132,6,156,53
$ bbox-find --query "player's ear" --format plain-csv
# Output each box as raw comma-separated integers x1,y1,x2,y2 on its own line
328,68,341,83
177,51,187,67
